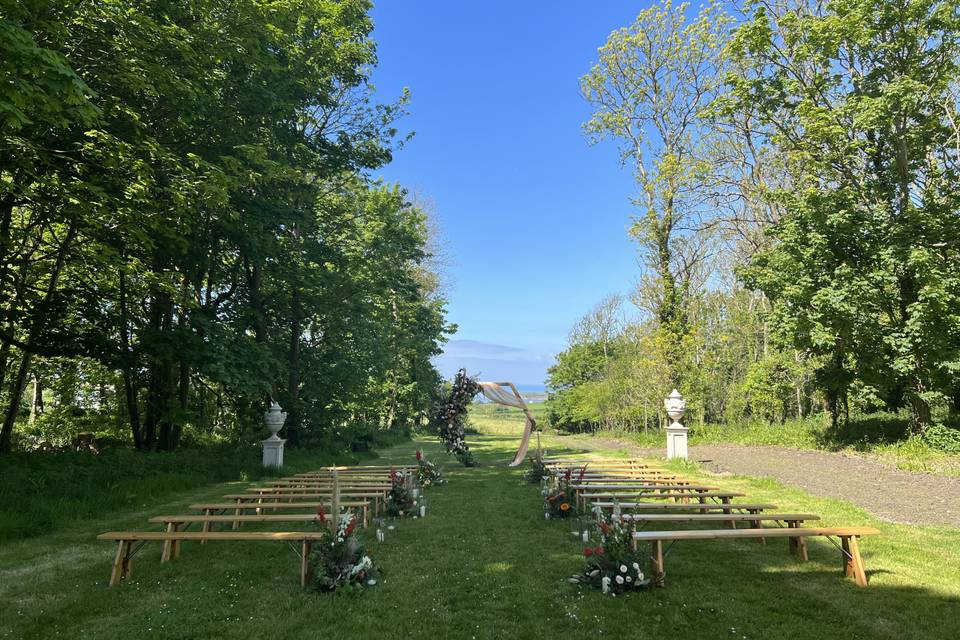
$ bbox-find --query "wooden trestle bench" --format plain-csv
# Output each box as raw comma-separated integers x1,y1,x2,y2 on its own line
190,500,370,529
97,531,326,588
633,526,880,587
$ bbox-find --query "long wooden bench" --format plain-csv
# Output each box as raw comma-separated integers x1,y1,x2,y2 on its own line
190,500,370,529
97,531,327,587
578,491,745,510
622,512,819,528
148,513,339,560
632,526,881,587
591,501,777,514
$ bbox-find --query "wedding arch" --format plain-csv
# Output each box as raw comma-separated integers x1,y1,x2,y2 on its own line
478,381,538,467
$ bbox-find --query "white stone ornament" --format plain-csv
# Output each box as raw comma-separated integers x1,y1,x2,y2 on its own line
262,400,287,468
664,389,688,460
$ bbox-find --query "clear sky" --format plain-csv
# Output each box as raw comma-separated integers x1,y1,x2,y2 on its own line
369,1,646,386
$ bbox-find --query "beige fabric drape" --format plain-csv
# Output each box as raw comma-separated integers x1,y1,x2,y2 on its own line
479,381,537,467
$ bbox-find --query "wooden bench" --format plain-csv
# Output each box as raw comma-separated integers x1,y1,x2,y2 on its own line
578,491,745,510
631,526,881,587
189,500,370,529
623,512,820,540
591,501,777,514
97,531,327,587
148,513,339,560
224,491,385,514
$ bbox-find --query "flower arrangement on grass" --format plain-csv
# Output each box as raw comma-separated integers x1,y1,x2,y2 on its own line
431,368,481,466
569,506,649,595
415,449,444,486
523,451,548,484
544,467,584,518
387,467,416,517
308,506,381,592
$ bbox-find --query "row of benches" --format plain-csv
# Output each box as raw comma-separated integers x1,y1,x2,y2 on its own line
98,464,418,587
544,457,880,587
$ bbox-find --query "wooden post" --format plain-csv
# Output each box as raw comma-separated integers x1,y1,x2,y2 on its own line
331,469,341,531
846,536,868,587
161,524,175,562
651,540,665,587
109,541,129,587
300,540,312,588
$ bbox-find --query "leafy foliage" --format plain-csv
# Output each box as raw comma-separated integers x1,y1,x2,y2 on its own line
431,369,481,466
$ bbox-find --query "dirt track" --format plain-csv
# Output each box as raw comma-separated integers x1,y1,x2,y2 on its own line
586,438,960,527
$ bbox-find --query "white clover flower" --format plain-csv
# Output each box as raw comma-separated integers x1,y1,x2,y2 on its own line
620,564,628,573
626,576,632,583
615,575,624,585
632,562,640,570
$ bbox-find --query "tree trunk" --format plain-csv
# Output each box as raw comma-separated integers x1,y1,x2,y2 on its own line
119,271,143,449
0,223,77,453
286,287,302,447
29,374,43,423
910,395,932,435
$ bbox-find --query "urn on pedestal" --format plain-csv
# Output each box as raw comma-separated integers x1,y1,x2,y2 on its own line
664,389,688,460
262,401,287,468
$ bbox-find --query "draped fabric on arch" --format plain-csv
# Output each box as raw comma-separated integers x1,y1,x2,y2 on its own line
478,381,537,467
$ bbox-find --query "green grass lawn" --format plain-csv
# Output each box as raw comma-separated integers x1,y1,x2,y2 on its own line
2,427,958,639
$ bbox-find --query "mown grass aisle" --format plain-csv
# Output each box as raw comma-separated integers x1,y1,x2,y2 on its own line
1,433,958,639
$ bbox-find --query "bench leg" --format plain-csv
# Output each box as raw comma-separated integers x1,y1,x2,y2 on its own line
300,541,312,588
161,524,175,562
173,523,182,560
651,540,665,588
201,509,213,544
843,536,868,587
233,501,242,530
109,541,130,586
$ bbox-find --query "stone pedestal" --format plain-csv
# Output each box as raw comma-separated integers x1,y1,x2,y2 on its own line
262,437,285,468
666,424,688,460
664,389,688,460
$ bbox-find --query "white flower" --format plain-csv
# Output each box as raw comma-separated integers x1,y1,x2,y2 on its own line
601,577,610,594
615,575,624,584
632,562,640,570
366,579,377,586
620,565,628,573
626,576,632,583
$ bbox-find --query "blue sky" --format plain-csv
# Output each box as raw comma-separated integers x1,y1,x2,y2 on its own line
369,1,646,386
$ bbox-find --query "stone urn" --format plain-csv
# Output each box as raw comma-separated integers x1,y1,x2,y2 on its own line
263,401,287,441
663,389,688,460
663,389,686,427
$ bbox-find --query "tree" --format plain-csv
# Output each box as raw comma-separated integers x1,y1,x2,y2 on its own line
732,0,960,431
581,0,732,386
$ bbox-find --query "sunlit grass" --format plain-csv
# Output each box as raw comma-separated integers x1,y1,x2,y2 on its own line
1,430,958,639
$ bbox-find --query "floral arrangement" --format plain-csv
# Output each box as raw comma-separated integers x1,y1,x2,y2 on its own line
523,451,548,484
569,506,649,595
415,449,444,486
308,507,381,592
544,467,584,518
431,368,481,466
387,467,416,517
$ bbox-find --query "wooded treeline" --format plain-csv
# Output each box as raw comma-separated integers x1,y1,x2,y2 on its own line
0,0,449,452
550,0,960,434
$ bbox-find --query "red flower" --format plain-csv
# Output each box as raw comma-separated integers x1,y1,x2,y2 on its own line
564,469,572,482
583,547,593,557
316,504,327,523
599,521,610,534
595,546,604,556
415,449,423,461
577,466,587,483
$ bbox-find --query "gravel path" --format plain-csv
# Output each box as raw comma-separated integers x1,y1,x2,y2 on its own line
584,438,960,527
694,444,960,527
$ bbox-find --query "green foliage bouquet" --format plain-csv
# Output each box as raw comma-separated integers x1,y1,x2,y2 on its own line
569,507,649,595
415,449,444,486
309,509,381,592
387,468,416,517
432,369,481,466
